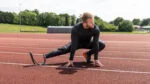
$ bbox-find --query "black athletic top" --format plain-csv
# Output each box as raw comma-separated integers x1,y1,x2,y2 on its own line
70,22,100,60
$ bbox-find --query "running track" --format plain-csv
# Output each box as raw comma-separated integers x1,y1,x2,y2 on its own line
0,33,150,84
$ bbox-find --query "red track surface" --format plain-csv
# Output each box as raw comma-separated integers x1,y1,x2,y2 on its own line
0,33,150,84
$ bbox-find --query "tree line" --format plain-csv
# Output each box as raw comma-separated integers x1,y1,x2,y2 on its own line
0,9,150,32
0,9,76,27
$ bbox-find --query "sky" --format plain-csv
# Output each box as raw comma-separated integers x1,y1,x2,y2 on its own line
0,0,150,22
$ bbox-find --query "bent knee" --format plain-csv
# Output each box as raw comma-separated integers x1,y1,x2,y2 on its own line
99,40,106,50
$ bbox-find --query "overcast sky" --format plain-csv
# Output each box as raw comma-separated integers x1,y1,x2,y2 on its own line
0,0,150,22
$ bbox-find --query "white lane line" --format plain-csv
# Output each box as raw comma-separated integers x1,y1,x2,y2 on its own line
76,56,150,61
104,51,150,53
0,61,150,75
0,51,150,61
1,44,150,48
0,51,42,55
106,41,150,43
1,45,150,50
99,57,150,61
0,45,51,49
0,62,31,66
0,40,150,43
0,51,150,55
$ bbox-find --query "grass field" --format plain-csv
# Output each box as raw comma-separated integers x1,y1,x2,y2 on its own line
0,23,46,33
0,23,150,34
101,31,150,34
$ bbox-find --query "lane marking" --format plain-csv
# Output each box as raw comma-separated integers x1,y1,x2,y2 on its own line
104,51,150,53
0,45,150,50
0,61,150,75
0,51,150,55
0,45,50,49
0,51,150,61
99,57,150,61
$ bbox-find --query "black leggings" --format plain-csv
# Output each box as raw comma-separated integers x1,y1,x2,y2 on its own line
45,40,106,60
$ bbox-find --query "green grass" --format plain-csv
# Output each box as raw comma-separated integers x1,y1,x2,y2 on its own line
0,23,150,34
0,23,46,33
102,31,150,34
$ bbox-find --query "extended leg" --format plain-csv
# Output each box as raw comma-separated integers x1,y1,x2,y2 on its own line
41,42,71,65
45,42,71,58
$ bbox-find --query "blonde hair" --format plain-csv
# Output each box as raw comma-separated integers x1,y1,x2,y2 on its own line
81,12,94,22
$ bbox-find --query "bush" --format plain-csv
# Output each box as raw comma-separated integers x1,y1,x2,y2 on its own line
99,22,118,32
118,20,134,32
94,16,117,32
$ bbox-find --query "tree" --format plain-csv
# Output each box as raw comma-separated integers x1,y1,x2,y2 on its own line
71,15,76,26
109,21,114,24
140,18,150,26
0,11,4,23
12,12,19,24
32,9,39,15
118,20,134,32
94,16,117,31
94,16,103,26
59,14,66,26
47,12,59,26
19,10,38,25
113,17,124,26
38,12,60,26
65,14,69,26
37,12,46,26
132,18,141,25
59,14,71,26
0,11,14,24
76,18,82,23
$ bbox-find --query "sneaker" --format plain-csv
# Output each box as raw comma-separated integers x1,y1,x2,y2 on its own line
94,60,104,67
83,52,88,59
83,52,93,64
40,54,46,66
